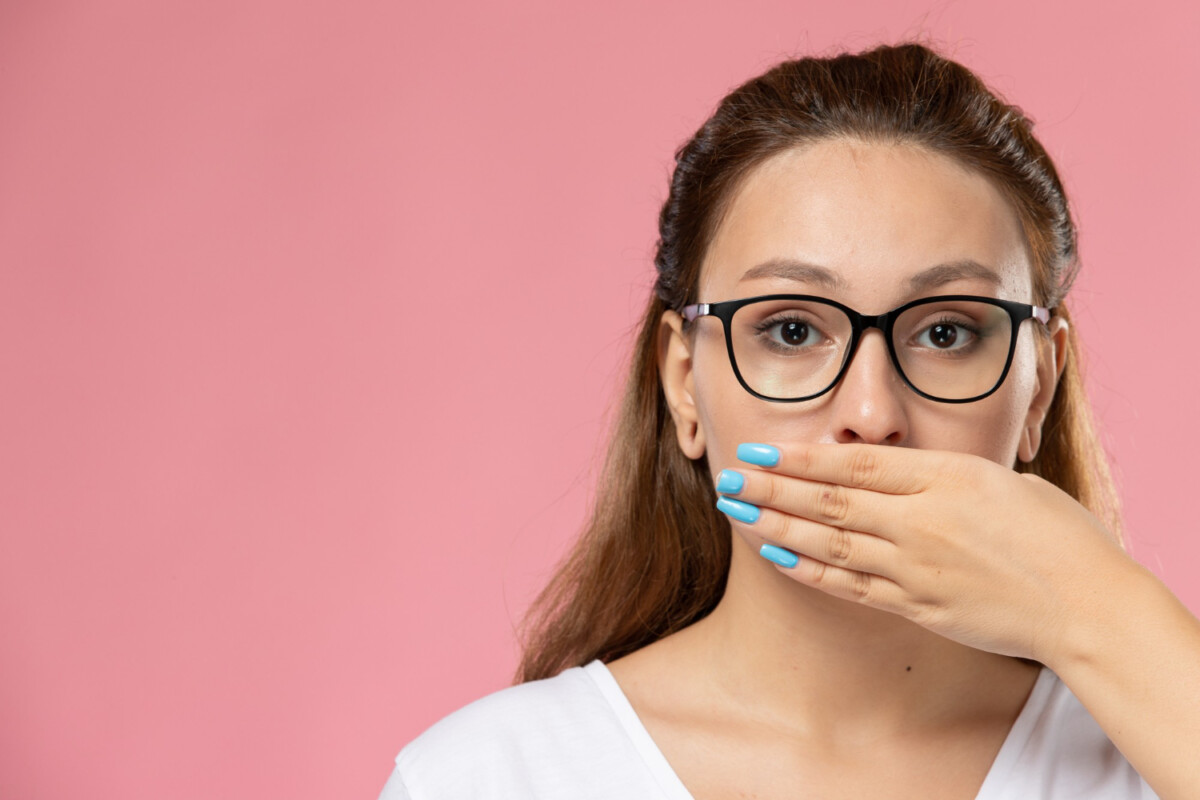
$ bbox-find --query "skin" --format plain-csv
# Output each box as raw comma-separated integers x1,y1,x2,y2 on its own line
607,139,1200,799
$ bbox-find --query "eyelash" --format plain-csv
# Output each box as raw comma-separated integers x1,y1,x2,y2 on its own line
922,315,981,335
755,316,815,337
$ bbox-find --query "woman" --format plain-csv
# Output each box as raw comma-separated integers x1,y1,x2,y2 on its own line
381,43,1200,799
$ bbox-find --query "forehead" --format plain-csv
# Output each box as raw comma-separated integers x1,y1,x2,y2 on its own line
698,139,1033,305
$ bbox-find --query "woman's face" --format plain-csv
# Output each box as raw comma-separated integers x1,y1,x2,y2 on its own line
660,139,1065,490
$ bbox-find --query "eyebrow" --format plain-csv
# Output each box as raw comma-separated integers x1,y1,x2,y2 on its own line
738,259,847,290
737,257,1003,293
908,260,1003,292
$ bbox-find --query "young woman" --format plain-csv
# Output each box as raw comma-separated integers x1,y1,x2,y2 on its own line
380,43,1200,799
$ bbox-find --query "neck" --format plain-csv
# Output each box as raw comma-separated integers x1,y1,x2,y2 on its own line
676,542,1039,737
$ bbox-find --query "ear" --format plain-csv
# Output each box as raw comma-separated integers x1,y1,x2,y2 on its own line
1018,315,1069,463
658,310,706,459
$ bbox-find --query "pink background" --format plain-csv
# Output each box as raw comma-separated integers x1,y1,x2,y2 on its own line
2,2,1196,797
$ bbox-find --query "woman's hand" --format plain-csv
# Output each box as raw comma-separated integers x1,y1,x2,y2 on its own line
715,441,1131,664
718,442,1200,798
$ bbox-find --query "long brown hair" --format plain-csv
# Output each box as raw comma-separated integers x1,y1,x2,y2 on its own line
516,43,1120,683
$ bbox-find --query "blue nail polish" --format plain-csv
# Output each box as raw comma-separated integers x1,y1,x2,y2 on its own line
760,543,799,568
717,495,760,524
716,469,744,495
737,443,780,467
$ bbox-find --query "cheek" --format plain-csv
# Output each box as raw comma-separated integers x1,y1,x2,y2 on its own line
917,336,1039,464
691,336,830,476
908,398,1026,465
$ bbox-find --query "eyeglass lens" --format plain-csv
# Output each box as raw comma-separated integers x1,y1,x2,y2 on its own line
729,298,1014,401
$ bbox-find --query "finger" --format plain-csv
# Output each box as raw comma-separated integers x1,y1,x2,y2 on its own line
769,551,911,616
734,502,899,578
738,441,944,494
719,467,898,538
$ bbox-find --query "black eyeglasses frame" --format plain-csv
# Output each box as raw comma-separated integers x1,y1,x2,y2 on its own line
681,293,1052,404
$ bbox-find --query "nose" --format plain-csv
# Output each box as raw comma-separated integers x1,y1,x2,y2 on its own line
828,329,909,445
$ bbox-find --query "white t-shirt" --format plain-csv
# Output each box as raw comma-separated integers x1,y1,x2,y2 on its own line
379,660,1157,799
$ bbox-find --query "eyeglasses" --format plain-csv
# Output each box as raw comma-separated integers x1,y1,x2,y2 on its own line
682,294,1051,403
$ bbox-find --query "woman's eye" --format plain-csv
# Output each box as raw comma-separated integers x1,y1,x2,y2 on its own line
770,320,817,346
915,321,974,350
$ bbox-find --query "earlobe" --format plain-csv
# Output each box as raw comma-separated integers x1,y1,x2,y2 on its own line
658,310,706,459
1018,425,1042,464
1018,315,1070,463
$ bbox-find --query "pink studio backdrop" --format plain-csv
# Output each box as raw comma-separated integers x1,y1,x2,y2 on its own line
1,2,1196,798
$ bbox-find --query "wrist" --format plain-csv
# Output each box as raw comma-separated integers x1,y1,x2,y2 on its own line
1042,550,1166,679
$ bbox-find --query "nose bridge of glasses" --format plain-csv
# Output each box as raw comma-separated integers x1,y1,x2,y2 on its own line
837,308,917,400
843,310,894,361
855,310,892,336
844,316,895,368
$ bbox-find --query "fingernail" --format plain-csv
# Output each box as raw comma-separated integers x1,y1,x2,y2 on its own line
716,469,744,495
737,443,780,467
760,543,799,568
716,495,760,524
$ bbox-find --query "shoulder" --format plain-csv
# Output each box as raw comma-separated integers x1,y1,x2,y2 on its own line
381,661,669,800
402,662,609,765
981,669,1159,799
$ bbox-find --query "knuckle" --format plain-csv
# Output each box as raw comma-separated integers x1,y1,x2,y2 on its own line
911,601,941,630
795,446,814,476
816,483,850,523
848,449,878,486
759,509,786,540
848,570,873,602
764,475,785,508
827,527,853,566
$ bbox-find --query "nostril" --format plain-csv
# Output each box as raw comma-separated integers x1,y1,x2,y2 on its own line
836,426,905,446
837,425,906,446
